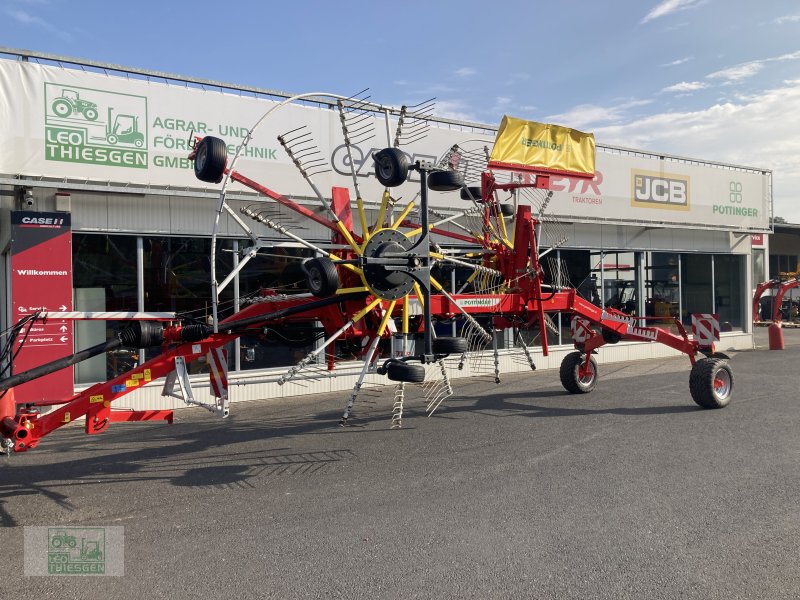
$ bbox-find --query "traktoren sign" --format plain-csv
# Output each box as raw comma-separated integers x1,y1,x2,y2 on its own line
0,58,770,232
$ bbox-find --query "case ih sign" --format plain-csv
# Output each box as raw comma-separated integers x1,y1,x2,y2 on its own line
10,211,74,404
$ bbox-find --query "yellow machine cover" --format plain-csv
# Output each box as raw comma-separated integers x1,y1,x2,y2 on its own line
489,115,595,177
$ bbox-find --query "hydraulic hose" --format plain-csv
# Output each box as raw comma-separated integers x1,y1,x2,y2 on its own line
0,337,122,392
0,292,368,394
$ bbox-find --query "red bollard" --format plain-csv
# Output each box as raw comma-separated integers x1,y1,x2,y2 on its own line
768,322,785,350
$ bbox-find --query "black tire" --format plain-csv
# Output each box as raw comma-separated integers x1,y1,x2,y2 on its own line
83,107,98,121
601,328,622,344
432,336,468,355
304,257,339,297
194,136,228,184
387,361,426,383
499,203,515,217
559,351,598,394
373,148,409,188
107,134,118,145
428,170,464,192
460,186,482,201
689,358,733,409
52,99,72,117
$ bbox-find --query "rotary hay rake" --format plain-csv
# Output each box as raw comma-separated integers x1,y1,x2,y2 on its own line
0,95,735,454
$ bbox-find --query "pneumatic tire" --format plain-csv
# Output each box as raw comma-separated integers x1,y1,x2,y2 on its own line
428,170,464,192
432,336,468,355
194,136,228,183
689,358,733,409
387,361,426,383
460,186,482,201
559,351,598,394
304,257,340,297
374,148,410,187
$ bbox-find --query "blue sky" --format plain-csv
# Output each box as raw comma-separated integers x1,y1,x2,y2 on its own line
2,0,800,220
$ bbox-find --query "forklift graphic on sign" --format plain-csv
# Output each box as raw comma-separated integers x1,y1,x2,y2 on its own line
105,108,144,147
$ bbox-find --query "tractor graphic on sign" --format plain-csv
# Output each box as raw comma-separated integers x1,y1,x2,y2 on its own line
51,88,99,121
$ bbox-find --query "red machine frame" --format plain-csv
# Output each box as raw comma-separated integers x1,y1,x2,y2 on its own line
1,136,730,453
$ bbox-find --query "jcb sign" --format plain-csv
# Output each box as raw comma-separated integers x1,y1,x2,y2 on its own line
631,170,690,211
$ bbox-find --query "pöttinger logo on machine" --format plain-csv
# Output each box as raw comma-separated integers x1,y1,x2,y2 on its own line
44,83,148,169
631,169,690,211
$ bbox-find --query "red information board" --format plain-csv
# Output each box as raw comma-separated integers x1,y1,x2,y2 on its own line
10,211,74,405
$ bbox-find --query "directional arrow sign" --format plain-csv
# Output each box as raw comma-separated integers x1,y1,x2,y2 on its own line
59,336,69,343
59,325,68,332
59,304,67,311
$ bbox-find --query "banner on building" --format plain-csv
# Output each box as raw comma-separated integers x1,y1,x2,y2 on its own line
0,58,771,232
10,211,74,405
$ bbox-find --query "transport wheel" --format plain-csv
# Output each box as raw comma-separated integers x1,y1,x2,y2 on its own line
689,358,733,409
432,336,468,355
387,361,426,383
52,99,72,117
499,203,515,217
83,108,98,121
304,257,339,297
460,186,482,201
373,148,409,187
193,136,228,183
51,538,62,548
107,134,118,145
134,139,144,148
428,170,464,192
559,351,598,394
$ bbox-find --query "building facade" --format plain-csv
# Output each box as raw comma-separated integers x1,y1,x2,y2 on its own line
0,50,773,410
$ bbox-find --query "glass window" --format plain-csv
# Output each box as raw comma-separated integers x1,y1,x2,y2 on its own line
644,252,680,331
752,248,765,288
713,254,744,329
72,234,138,383
596,251,638,315
680,254,713,325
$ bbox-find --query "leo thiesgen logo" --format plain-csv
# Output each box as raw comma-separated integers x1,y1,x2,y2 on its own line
631,170,690,211
44,82,148,170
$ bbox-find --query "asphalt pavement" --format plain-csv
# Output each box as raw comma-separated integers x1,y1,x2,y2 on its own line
1,328,798,599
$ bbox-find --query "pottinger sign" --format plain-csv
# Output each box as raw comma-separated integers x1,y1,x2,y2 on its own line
10,211,74,404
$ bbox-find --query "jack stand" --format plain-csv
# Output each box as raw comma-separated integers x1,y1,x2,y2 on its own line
163,355,229,417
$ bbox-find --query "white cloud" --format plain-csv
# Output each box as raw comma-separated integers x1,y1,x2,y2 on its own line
433,100,478,122
545,99,653,129
662,81,708,92
773,14,800,25
594,79,800,221
662,56,693,67
708,62,765,82
455,67,476,77
5,7,71,40
707,51,800,83
641,0,704,24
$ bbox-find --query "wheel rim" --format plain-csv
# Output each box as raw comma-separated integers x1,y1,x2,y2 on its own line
578,362,595,384
196,144,207,171
308,267,322,292
713,368,732,399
